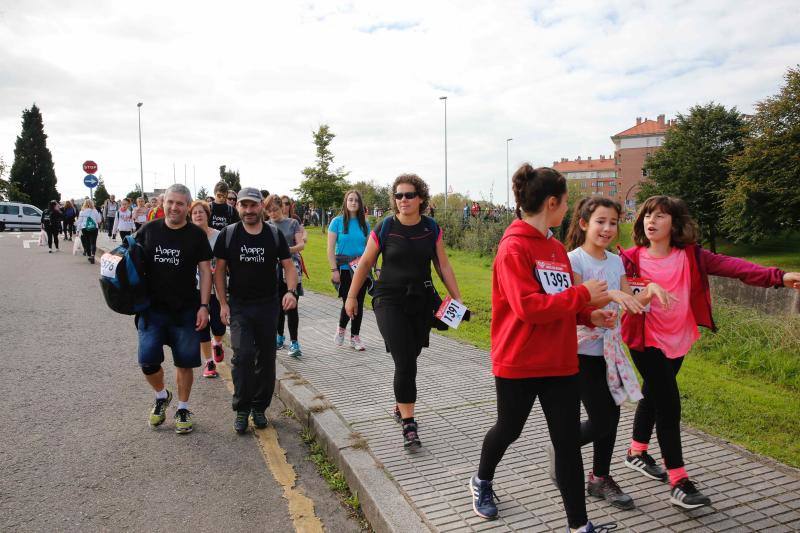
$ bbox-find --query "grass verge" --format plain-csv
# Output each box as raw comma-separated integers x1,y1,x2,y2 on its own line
299,426,373,532
299,228,800,468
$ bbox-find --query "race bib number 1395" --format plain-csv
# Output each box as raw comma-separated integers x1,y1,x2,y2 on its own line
535,260,572,295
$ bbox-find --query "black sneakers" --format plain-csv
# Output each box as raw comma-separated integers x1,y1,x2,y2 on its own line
251,410,268,429
234,411,249,434
587,473,634,510
402,421,421,448
670,478,711,509
624,451,668,481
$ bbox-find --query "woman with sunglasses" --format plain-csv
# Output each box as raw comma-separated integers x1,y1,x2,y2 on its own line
266,195,306,358
345,174,463,449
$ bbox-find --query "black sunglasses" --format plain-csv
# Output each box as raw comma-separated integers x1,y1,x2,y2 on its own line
227,197,237,201
393,191,419,200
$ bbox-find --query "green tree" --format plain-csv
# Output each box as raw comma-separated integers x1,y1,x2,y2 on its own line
638,103,747,252
197,186,209,200
0,156,8,201
722,66,800,242
126,183,144,201
93,177,110,209
295,125,349,220
219,165,241,192
9,104,59,208
351,179,391,212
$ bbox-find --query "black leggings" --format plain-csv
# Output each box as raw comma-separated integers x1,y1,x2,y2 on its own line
578,354,621,477
277,283,299,341
337,269,367,335
374,303,428,404
80,228,98,256
119,230,131,241
478,374,586,529
63,222,75,239
630,347,685,470
45,227,59,249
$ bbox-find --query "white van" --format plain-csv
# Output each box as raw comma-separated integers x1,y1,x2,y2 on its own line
0,201,43,232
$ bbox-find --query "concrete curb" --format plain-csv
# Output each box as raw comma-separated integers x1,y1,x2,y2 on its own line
275,360,433,533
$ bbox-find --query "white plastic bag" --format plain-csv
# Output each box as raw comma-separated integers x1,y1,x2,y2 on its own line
38,230,46,246
72,236,83,255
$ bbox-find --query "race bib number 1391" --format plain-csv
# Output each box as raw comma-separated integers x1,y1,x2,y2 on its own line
535,260,572,295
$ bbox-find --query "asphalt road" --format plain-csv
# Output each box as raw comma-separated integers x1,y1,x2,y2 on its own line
0,231,362,532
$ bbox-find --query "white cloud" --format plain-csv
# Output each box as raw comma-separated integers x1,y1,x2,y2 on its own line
0,0,797,205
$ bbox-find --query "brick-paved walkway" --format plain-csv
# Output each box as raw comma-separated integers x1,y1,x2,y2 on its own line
278,290,800,532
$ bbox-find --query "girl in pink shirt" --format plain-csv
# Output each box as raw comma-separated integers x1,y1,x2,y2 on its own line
618,196,800,510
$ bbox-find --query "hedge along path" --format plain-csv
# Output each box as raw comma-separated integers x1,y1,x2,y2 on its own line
216,362,324,533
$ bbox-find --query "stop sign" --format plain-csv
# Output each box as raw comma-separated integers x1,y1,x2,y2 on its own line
83,160,98,174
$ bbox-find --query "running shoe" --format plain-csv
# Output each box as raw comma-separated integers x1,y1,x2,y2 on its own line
469,475,499,519
203,360,218,378
89,256,95,264
288,341,302,358
670,478,711,509
393,405,402,424
148,390,172,427
174,408,193,434
350,335,366,351
334,327,345,346
624,451,667,481
212,343,225,363
587,473,634,510
251,409,269,429
234,411,249,434
569,521,618,532
276,335,285,349
402,420,421,449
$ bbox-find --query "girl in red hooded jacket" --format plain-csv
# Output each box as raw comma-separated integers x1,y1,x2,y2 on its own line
618,195,800,510
469,165,617,533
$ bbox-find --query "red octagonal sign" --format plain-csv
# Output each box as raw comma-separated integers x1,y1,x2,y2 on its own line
83,160,97,174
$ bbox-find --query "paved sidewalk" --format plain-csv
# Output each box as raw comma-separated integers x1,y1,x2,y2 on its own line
278,290,800,532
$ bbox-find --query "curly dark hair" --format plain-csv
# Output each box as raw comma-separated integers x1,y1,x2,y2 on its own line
391,173,430,214
512,164,567,218
632,195,699,248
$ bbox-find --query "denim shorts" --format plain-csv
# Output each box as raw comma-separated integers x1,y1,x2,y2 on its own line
137,306,202,368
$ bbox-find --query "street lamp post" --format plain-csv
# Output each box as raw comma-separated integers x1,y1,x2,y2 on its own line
137,102,144,197
439,96,448,213
506,138,513,215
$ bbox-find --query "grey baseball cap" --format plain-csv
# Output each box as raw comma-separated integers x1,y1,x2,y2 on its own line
237,187,263,204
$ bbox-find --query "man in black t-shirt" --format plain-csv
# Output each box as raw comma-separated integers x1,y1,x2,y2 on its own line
134,184,212,435
210,181,240,231
214,186,298,434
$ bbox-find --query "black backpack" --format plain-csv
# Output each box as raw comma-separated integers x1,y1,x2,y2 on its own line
98,235,150,315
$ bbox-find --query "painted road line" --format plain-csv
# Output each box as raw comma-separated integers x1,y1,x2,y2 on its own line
216,361,324,533
23,240,40,248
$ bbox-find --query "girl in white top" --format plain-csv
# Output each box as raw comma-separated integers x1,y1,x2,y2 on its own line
564,196,671,511
112,198,137,239
76,199,103,263
133,197,148,230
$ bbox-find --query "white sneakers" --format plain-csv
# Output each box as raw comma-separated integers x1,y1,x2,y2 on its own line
335,327,366,351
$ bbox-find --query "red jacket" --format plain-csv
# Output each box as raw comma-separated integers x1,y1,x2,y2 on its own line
618,244,785,351
491,220,595,378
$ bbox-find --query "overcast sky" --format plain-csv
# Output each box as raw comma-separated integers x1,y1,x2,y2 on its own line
1,0,797,204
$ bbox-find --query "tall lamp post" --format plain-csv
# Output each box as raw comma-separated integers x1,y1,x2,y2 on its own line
506,138,513,215
439,96,448,213
137,102,144,198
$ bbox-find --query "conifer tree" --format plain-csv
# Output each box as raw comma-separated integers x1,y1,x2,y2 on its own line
9,104,59,208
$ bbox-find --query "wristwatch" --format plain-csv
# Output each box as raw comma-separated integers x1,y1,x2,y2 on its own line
287,289,299,299
199,303,210,310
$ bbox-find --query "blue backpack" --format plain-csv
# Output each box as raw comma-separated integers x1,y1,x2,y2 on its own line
98,235,150,315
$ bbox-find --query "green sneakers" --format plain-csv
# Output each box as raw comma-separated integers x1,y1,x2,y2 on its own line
174,408,193,434
149,390,173,427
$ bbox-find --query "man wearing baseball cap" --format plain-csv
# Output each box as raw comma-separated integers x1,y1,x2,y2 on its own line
213,187,299,433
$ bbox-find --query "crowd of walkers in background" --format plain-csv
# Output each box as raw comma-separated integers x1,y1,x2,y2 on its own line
33,165,800,533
